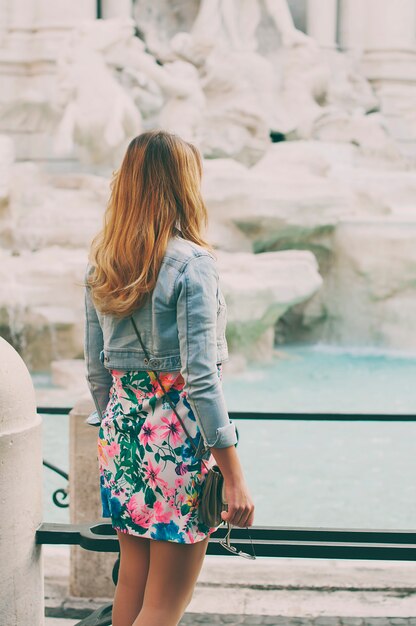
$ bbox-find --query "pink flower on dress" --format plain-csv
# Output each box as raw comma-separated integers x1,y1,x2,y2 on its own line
153,500,172,523
110,370,125,396
201,462,211,475
159,372,178,387
107,441,120,458
177,494,186,504
175,477,184,488
132,388,148,401
144,459,166,490
186,530,196,544
126,495,153,528
148,371,169,397
139,420,159,447
160,414,182,446
150,372,180,397
162,484,176,498
172,373,185,390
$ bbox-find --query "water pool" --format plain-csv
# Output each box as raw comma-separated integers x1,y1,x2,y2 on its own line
39,345,416,530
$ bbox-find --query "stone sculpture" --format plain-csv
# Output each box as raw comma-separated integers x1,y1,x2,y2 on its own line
54,18,206,163
1,1,416,365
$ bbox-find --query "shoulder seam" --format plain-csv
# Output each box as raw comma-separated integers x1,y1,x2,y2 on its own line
178,250,215,276
173,251,216,294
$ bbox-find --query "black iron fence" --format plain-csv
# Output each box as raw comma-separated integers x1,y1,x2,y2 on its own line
39,406,416,561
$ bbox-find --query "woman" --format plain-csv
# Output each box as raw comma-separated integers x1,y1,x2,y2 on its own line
84,130,254,626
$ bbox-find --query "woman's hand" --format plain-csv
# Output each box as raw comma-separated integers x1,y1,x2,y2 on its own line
211,440,255,527
221,477,255,527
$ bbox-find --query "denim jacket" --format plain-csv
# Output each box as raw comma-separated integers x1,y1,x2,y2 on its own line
84,234,237,449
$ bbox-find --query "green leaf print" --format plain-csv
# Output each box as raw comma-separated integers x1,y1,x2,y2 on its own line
162,454,176,463
173,446,183,455
123,473,135,486
115,468,123,481
144,487,156,506
181,504,190,515
129,371,150,387
154,452,160,463
124,388,140,404
149,395,157,414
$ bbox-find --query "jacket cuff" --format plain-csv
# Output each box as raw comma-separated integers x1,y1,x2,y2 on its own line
207,420,237,448
85,410,101,427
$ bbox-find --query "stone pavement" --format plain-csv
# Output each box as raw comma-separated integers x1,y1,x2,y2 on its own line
179,617,416,625
45,616,416,625
44,546,416,625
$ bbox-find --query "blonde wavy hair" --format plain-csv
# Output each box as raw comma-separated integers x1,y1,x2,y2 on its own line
87,130,212,317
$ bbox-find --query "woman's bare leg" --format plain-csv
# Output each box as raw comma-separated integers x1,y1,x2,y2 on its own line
132,535,209,626
112,530,151,626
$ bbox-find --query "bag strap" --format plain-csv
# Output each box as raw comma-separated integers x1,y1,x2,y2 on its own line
130,316,209,466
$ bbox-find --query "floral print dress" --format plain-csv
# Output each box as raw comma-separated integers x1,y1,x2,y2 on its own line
97,366,222,543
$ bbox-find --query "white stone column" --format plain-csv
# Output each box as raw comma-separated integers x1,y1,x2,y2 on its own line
69,396,115,598
4,0,96,56
6,0,37,31
0,0,7,42
34,0,97,28
339,0,367,52
364,0,416,51
306,0,338,48
102,0,132,19
340,0,416,53
32,0,96,63
33,0,97,57
0,338,43,626
2,0,37,53
359,0,416,157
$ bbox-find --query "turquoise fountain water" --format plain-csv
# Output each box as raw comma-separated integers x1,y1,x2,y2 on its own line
40,345,416,530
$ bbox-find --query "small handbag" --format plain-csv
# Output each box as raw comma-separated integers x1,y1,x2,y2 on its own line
130,316,228,528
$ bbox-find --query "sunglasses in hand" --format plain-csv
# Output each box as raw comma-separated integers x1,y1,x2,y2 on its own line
219,521,256,559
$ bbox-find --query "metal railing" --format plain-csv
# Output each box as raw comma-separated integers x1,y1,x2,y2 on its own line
36,520,416,561
38,407,416,421
42,459,69,508
38,405,416,561
38,405,416,626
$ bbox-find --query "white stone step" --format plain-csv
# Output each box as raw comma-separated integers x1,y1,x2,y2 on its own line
44,545,416,619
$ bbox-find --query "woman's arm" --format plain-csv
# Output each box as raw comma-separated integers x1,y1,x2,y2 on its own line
176,253,254,527
175,253,237,448
176,254,254,526
84,269,113,420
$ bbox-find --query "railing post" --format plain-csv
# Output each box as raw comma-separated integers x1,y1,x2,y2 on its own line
0,338,43,626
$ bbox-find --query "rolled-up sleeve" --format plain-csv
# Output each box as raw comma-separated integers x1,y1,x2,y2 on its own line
84,268,113,420
175,254,237,448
